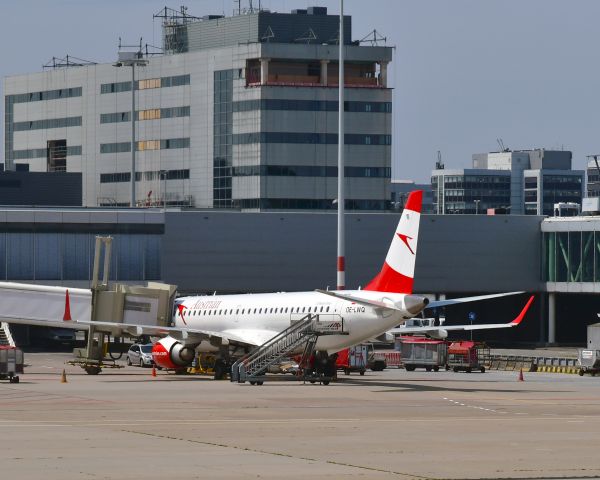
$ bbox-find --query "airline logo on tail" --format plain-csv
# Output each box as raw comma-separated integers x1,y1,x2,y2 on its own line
364,190,422,294
397,233,415,255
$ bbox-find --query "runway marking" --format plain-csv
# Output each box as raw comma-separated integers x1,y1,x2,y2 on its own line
443,397,524,415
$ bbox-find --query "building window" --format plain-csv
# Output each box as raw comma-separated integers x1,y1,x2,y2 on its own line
100,142,131,154
13,116,82,131
100,82,131,94
138,78,161,90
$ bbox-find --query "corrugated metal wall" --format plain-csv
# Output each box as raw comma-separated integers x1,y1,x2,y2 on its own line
162,211,544,294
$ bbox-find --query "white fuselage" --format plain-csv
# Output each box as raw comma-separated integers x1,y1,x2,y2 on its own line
173,290,413,354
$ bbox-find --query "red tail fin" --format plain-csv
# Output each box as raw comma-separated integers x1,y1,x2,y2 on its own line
364,190,422,293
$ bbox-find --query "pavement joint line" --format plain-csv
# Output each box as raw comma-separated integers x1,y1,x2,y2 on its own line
121,429,431,479
4,415,600,428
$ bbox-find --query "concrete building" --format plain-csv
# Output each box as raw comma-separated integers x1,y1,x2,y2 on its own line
4,7,393,211
432,149,584,215
390,180,433,214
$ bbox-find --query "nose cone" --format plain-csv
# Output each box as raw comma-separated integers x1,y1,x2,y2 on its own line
403,295,429,315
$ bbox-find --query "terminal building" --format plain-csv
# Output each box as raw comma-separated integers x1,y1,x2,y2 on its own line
4,6,392,211
0,204,598,346
432,149,584,215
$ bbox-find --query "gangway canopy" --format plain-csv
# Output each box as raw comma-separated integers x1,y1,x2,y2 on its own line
0,282,92,327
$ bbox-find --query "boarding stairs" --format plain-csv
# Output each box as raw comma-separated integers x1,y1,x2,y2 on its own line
0,322,15,347
231,313,346,383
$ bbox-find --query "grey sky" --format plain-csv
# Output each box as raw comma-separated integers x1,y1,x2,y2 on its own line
2,0,599,181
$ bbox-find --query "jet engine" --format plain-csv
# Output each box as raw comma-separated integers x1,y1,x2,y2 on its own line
425,329,448,340
152,336,196,369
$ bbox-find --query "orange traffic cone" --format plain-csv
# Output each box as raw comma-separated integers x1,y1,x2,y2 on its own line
152,365,157,377
60,369,68,383
518,368,524,382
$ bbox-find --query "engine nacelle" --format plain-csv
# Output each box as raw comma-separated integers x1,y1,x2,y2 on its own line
425,329,448,340
152,336,196,369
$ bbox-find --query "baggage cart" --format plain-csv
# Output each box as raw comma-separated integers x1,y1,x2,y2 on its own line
447,341,489,373
400,337,447,372
0,346,24,383
578,349,600,376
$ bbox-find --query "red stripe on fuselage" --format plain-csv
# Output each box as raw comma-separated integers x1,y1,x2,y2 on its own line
364,262,413,293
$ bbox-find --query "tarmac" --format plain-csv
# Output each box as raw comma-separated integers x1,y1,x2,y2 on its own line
2,352,600,480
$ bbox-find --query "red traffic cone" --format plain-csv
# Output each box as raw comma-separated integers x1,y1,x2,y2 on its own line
60,369,68,383
63,289,72,321
518,368,524,381
152,365,157,377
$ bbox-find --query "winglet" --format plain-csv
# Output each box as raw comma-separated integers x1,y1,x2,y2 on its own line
63,289,72,321
510,295,535,326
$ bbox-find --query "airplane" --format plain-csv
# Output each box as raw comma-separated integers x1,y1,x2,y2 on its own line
2,190,533,381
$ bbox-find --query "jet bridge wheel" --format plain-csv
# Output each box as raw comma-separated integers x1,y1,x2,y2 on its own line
84,366,101,375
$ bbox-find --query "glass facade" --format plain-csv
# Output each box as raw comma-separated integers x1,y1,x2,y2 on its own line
432,173,511,214
541,175,582,215
0,231,161,281
100,169,190,183
543,230,600,283
213,70,233,208
233,132,391,146
232,165,390,178
233,99,392,113
236,198,388,210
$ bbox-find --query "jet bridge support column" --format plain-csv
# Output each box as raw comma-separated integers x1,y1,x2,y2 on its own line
548,292,556,344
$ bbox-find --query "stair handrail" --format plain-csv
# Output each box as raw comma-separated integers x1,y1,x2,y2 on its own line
231,313,318,380
1,322,16,347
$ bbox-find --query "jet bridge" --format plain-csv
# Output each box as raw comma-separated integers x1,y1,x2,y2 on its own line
0,236,177,374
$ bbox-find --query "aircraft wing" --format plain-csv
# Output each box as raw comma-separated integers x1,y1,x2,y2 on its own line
388,295,534,335
315,289,403,311
426,292,525,309
2,316,255,347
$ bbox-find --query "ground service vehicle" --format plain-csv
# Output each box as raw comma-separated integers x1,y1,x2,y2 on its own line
0,346,23,383
336,345,367,375
447,341,489,373
400,336,447,371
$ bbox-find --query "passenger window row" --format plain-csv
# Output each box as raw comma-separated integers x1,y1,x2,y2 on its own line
182,305,332,316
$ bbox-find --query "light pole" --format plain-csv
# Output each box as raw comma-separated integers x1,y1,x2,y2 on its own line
337,0,346,290
474,199,480,215
113,51,148,207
